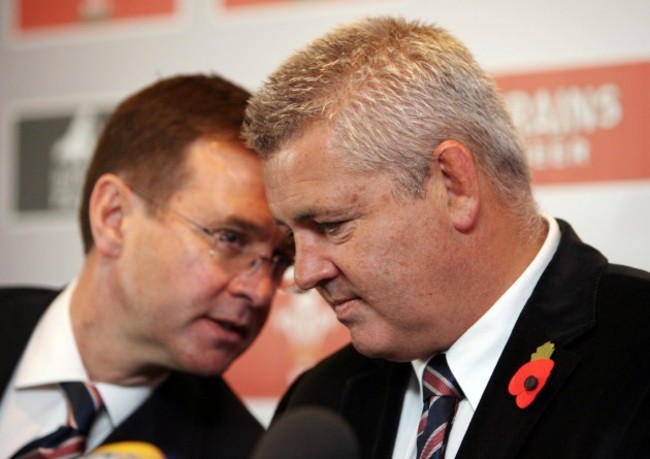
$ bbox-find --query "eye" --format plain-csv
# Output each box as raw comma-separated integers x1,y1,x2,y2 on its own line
280,232,295,256
271,252,295,280
209,228,249,254
315,221,345,235
256,232,293,280
277,245,296,268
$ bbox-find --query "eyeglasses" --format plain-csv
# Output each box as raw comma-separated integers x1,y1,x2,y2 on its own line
127,185,294,284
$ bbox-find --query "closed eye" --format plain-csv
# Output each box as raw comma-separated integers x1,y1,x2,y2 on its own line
315,221,347,236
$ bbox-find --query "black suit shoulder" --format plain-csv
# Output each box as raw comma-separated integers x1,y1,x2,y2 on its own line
0,286,58,313
168,372,263,438
274,344,412,459
275,344,375,413
0,286,60,336
589,263,650,364
294,343,379,385
0,286,59,393
461,228,650,459
174,373,264,458
600,263,650,303
105,372,263,458
512,262,650,458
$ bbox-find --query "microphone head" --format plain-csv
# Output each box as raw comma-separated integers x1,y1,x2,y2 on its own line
85,441,166,458
251,407,360,459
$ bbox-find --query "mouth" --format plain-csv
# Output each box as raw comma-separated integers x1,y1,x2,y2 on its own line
207,318,249,342
331,298,353,307
330,298,359,322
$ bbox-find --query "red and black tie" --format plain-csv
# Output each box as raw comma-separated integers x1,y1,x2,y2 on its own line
417,354,463,459
11,382,104,459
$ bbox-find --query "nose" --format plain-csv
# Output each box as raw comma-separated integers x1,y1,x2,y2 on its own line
228,266,276,309
293,239,338,291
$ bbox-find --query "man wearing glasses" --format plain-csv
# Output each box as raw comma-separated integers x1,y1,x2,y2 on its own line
0,75,292,458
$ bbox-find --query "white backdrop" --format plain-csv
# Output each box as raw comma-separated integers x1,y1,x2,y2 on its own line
1,0,649,424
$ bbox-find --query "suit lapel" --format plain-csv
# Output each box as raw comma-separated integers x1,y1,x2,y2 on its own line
458,324,582,458
102,373,199,455
341,360,412,459
100,373,263,457
457,221,607,458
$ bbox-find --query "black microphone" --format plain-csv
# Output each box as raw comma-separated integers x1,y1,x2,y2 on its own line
251,407,360,459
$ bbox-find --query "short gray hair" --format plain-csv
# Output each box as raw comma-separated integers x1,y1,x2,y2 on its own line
243,16,534,211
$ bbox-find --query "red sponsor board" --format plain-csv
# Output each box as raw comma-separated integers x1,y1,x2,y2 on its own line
496,60,650,185
16,0,176,31
221,0,391,10
223,0,287,8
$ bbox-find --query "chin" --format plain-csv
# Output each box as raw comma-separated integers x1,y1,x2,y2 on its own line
350,338,393,361
178,351,237,377
350,333,416,362
187,361,232,377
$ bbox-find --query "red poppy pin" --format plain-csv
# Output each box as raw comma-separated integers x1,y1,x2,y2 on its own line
508,341,555,409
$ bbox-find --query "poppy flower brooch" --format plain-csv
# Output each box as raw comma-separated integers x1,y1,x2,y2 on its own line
508,341,555,409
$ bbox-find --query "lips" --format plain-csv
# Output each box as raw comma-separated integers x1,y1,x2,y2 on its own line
204,317,249,343
215,319,247,335
331,298,354,307
318,285,361,322
320,287,356,308
330,297,359,322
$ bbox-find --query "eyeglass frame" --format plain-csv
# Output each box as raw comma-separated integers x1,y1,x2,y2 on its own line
125,184,294,284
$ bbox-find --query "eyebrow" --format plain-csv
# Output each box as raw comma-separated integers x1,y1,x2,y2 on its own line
294,208,321,223
217,216,270,237
277,204,361,229
271,206,319,228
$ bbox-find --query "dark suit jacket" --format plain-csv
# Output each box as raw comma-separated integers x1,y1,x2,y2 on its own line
273,220,650,458
0,287,263,459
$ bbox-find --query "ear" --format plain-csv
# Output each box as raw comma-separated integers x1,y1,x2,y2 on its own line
88,174,131,258
433,140,480,233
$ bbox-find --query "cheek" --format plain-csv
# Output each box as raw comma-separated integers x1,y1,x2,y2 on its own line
359,220,415,279
359,222,443,319
174,262,232,305
126,243,225,306
120,224,179,284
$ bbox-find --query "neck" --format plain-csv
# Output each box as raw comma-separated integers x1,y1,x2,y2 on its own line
70,255,170,386
451,207,548,340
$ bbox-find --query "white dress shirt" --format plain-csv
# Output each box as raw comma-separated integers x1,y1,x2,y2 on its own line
0,280,161,458
391,215,561,459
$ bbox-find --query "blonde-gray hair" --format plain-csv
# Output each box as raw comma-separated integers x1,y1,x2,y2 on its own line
243,16,535,213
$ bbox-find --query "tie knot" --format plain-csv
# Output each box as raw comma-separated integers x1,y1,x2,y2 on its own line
422,354,463,401
60,381,104,435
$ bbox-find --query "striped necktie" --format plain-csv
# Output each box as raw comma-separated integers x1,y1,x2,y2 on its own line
11,381,104,459
417,354,463,459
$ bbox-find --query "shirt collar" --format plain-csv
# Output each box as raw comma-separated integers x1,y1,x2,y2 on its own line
15,279,87,388
14,278,163,428
413,214,560,409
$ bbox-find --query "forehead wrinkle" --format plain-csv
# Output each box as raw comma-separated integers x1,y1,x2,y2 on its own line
293,195,364,225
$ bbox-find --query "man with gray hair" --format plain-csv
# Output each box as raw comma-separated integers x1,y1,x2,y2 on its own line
243,16,650,459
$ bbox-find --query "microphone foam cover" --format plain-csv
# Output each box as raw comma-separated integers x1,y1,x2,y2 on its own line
251,406,360,459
